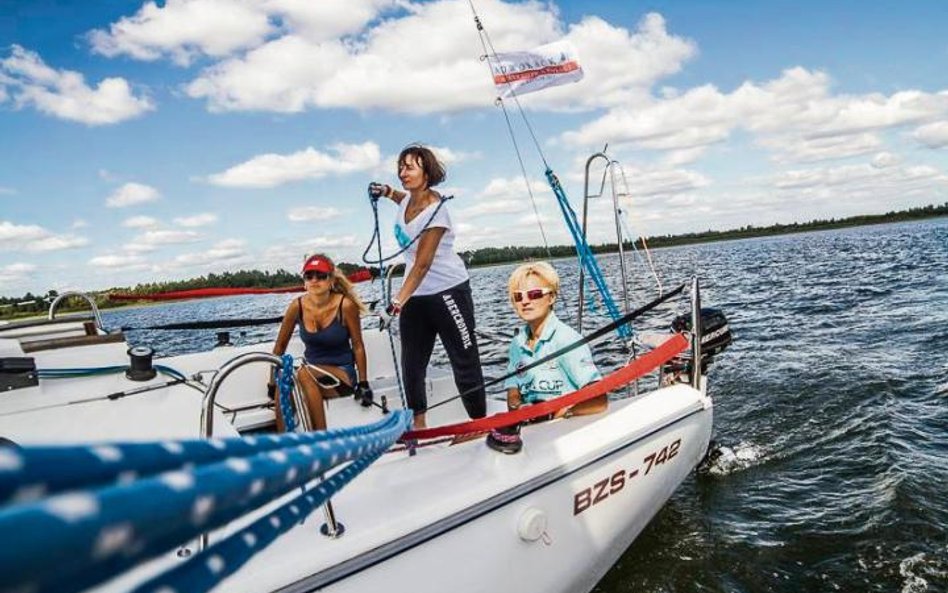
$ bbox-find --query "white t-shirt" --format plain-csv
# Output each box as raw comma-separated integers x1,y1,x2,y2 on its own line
395,196,469,296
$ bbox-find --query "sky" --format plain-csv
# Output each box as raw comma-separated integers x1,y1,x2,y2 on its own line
2,0,948,296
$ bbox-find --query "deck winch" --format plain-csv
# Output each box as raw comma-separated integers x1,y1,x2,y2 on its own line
125,346,157,381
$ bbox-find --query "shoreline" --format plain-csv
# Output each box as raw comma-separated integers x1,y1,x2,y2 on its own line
3,211,945,313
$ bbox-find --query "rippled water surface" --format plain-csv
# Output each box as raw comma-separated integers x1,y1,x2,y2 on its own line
103,219,948,593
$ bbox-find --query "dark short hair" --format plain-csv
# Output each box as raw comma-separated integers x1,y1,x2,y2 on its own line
397,144,446,187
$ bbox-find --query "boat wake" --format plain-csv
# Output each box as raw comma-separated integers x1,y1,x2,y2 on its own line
698,440,765,476
899,549,948,593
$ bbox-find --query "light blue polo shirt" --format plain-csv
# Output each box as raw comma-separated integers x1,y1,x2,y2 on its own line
504,313,602,404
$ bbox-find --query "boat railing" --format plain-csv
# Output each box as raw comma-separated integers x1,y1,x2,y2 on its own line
47,291,106,334
690,276,703,391
197,352,344,553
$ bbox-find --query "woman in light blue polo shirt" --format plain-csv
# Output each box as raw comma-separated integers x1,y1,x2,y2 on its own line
503,261,605,416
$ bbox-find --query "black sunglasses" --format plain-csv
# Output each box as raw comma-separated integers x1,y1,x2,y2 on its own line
303,271,331,281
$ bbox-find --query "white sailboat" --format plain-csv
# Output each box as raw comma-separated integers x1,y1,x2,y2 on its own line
0,262,730,593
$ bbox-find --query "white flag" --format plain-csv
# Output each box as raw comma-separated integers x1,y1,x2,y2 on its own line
489,40,584,98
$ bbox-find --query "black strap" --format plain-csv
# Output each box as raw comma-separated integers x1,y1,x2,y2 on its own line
427,282,686,411
122,316,285,331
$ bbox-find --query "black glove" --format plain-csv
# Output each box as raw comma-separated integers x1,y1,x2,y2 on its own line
368,182,390,201
354,381,374,407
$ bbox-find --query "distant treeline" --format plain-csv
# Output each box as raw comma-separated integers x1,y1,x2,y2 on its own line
459,201,948,265
0,265,373,319
639,201,948,249
3,201,945,319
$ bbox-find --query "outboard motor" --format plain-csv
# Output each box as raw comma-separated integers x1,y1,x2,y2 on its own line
665,308,733,378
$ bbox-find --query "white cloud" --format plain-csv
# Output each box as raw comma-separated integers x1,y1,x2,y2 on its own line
287,206,343,222
871,152,900,169
207,141,380,188
0,220,47,245
620,167,710,200
458,176,548,217
106,182,161,208
88,0,274,66
913,121,948,148
0,45,153,125
0,187,16,196
88,0,394,67
122,215,159,228
301,234,359,249
26,235,89,252
0,220,88,252
561,67,948,164
174,239,247,266
88,254,147,269
0,262,36,285
772,162,948,195
173,212,218,227
180,2,694,115
133,229,201,246
71,219,88,229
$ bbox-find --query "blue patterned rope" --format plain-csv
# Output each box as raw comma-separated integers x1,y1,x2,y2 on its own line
277,353,298,432
0,411,399,506
0,411,411,593
133,447,387,593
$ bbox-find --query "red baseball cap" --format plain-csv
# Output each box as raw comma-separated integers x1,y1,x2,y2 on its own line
301,255,333,274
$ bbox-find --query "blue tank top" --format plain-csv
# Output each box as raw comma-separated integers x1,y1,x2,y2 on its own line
297,296,354,367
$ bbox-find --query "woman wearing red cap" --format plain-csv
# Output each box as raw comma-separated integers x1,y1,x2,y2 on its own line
370,144,487,429
272,253,371,431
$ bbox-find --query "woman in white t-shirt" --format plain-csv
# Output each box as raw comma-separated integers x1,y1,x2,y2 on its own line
370,144,487,429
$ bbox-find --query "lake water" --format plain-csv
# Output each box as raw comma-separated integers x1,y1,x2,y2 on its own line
102,219,948,593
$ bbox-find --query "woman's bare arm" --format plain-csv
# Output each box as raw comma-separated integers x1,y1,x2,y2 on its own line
342,298,368,383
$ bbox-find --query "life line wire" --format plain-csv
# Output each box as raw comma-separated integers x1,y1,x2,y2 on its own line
401,332,688,441
426,282,686,413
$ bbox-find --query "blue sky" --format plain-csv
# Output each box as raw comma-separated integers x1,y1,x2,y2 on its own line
2,0,948,296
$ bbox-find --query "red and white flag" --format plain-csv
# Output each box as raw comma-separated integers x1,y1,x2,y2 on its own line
489,40,584,98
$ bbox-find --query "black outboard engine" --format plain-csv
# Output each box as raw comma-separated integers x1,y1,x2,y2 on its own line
666,308,733,377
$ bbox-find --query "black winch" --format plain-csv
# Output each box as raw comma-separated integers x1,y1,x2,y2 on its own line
126,346,157,381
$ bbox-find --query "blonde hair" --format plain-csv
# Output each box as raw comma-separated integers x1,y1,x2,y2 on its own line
305,253,368,315
507,261,560,306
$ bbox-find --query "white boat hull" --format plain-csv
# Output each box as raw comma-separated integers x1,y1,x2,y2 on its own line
0,324,711,593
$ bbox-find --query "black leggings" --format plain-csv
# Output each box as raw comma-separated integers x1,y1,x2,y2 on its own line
399,281,486,418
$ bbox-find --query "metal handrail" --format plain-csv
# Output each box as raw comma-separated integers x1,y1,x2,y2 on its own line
578,151,611,333
47,291,105,333
197,352,344,551
690,276,703,391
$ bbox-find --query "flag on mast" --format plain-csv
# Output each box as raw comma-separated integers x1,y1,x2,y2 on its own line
489,40,584,98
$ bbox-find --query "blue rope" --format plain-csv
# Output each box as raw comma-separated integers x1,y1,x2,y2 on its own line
545,169,631,338
277,354,298,432
0,407,406,506
0,411,411,593
36,364,186,382
133,447,387,593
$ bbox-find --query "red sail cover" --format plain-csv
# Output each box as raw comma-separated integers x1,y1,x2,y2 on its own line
109,270,374,301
